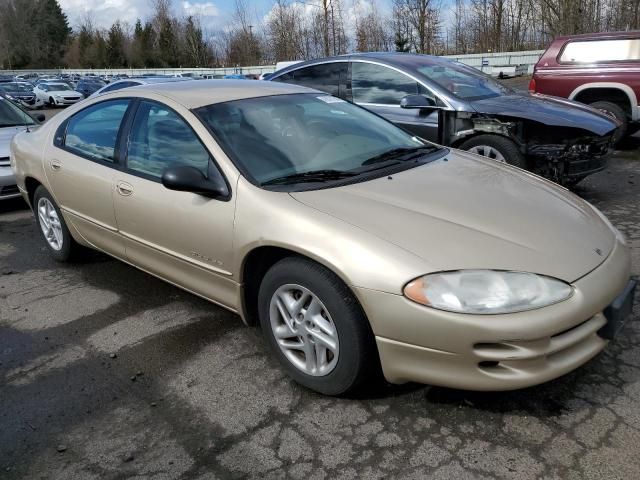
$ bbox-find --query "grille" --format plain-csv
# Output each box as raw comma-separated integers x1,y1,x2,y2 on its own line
63,96,79,101
0,156,9,166
473,315,606,371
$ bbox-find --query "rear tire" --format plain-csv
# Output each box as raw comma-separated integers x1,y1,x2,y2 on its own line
589,101,627,143
459,134,527,168
258,257,381,396
33,186,81,262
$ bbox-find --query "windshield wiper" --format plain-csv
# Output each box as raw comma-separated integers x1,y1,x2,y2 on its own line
261,169,359,186
362,145,440,166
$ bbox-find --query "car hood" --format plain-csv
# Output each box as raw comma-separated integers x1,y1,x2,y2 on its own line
291,153,614,283
0,126,30,158
468,93,618,136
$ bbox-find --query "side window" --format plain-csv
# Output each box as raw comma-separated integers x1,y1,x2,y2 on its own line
63,99,129,163
560,39,640,63
275,63,345,96
126,101,210,178
272,71,294,83
103,81,137,93
351,62,421,105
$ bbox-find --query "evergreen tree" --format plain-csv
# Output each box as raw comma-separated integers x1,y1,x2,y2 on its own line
106,21,126,67
32,0,71,67
394,32,410,52
142,21,157,67
183,16,208,67
78,25,94,67
158,17,178,67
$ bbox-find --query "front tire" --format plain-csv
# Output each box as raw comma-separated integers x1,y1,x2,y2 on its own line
33,186,81,262
589,101,627,143
258,257,380,396
48,96,55,107
459,134,527,168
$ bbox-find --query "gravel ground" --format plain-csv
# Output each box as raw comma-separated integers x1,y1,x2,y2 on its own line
1,109,639,480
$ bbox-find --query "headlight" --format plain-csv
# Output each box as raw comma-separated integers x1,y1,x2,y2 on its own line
404,270,573,314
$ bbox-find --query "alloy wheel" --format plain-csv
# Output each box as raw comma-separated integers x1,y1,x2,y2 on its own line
467,145,507,163
269,284,339,376
37,197,63,251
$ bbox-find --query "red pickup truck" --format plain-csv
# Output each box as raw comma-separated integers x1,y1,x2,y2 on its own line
530,31,640,141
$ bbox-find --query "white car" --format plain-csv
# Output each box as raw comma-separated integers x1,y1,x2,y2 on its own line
33,83,83,107
0,96,40,200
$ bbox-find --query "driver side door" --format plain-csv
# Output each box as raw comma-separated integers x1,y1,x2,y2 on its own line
112,99,238,309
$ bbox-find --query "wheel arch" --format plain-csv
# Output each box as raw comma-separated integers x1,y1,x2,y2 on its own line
569,83,637,120
24,176,43,209
239,244,359,326
450,131,520,150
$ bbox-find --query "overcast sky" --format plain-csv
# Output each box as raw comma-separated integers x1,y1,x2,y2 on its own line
57,0,401,32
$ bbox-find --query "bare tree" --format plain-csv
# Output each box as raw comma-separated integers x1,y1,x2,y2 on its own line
393,0,442,54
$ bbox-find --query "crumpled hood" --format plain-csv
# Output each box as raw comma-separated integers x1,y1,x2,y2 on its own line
0,126,29,158
291,153,614,282
469,93,619,137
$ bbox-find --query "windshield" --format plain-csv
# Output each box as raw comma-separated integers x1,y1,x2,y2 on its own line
417,62,512,100
44,84,72,91
196,93,438,186
0,98,36,127
0,83,33,93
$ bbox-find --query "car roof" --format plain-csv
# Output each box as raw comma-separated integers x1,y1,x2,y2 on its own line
133,77,191,84
553,30,640,41
134,79,318,108
271,52,456,76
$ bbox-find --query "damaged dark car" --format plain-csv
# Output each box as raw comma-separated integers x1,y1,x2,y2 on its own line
269,52,619,186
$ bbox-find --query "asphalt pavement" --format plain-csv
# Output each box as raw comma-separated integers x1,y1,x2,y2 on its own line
0,117,639,479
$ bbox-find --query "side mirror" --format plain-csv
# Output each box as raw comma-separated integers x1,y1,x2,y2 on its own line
161,165,229,199
400,94,440,109
35,113,45,123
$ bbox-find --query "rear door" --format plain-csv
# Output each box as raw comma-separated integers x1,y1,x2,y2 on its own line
112,99,238,308
43,98,131,257
349,61,441,141
272,62,349,99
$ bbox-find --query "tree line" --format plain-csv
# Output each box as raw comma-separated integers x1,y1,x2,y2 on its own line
1,0,639,70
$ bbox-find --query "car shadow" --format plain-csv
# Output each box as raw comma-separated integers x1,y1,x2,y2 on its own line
616,135,640,151
0,197,29,214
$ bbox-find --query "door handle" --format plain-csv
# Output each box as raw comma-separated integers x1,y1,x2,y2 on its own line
50,159,62,170
116,182,134,196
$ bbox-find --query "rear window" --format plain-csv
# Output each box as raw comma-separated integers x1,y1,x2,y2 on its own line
560,39,640,63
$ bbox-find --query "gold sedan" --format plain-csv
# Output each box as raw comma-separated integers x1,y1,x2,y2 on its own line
10,81,635,395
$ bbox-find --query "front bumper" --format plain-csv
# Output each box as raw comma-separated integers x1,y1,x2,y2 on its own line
53,97,82,105
528,136,612,181
0,165,20,200
356,239,632,390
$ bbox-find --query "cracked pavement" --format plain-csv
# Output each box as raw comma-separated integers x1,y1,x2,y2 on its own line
0,139,639,479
